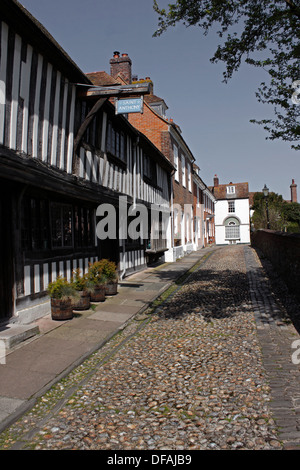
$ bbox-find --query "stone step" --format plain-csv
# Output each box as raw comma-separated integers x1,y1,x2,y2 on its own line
0,323,40,350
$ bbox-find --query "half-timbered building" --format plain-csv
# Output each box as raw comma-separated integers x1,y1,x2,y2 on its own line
0,0,173,324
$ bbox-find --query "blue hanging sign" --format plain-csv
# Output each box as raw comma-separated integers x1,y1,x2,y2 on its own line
115,97,143,114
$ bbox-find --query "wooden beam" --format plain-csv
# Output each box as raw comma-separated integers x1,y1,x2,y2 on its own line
0,146,132,205
73,97,107,159
78,83,151,99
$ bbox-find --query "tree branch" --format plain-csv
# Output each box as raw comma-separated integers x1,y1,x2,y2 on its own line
284,0,300,19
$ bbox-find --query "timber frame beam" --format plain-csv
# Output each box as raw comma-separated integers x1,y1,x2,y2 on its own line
73,97,107,159
73,82,151,161
77,82,151,99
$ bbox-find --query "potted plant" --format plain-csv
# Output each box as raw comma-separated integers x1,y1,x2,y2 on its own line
47,276,76,320
87,261,106,302
98,259,118,295
71,269,91,311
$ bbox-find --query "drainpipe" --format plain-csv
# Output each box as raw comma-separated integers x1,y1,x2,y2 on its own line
120,240,126,280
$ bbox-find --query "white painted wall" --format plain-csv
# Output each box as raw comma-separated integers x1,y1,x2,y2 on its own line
215,198,250,245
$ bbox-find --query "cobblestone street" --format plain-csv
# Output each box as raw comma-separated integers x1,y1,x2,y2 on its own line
0,245,300,451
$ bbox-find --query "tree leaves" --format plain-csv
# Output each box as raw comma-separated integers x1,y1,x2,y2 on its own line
252,191,300,231
153,0,300,149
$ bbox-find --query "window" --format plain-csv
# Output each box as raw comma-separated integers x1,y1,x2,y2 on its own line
143,154,157,186
187,163,192,192
174,208,179,235
225,217,240,240
173,144,179,182
106,120,126,162
21,197,96,252
51,203,73,248
225,223,240,239
143,154,151,179
228,201,235,213
227,186,235,194
181,155,186,187
21,197,50,251
75,206,95,248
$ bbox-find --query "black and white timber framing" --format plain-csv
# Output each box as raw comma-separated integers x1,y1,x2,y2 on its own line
0,0,173,323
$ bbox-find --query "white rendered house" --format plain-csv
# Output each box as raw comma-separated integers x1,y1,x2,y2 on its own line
209,175,250,245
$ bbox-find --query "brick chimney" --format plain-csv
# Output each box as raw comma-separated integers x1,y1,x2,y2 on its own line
290,179,297,202
110,51,132,83
214,174,219,187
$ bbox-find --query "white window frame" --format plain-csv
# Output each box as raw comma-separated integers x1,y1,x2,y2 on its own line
225,223,240,240
227,186,235,194
187,163,192,192
174,208,179,235
173,144,179,182
181,155,186,187
228,201,235,213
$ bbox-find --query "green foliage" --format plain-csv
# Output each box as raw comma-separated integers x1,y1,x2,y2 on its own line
281,201,300,223
87,259,117,286
71,268,88,291
47,276,76,300
286,221,300,232
153,0,300,148
252,191,300,231
96,259,118,282
252,191,284,211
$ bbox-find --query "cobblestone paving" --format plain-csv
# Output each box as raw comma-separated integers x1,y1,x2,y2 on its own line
0,245,299,450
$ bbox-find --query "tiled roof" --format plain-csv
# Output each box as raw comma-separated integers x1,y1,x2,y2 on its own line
85,71,121,86
144,94,168,108
248,192,256,207
210,182,249,200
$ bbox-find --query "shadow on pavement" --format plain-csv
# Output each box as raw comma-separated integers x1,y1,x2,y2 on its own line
156,268,253,321
253,248,300,335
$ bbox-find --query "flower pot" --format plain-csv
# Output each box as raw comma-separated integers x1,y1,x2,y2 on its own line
105,282,118,295
90,285,106,302
72,290,90,310
51,298,73,321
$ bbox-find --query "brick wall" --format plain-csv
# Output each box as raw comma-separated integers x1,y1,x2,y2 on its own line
129,100,194,245
129,104,193,207
128,104,168,154
251,229,300,299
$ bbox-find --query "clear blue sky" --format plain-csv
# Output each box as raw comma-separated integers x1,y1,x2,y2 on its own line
19,0,300,200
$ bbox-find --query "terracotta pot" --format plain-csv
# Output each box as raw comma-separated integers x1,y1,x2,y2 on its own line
51,298,73,321
105,282,118,295
72,290,90,310
90,285,106,302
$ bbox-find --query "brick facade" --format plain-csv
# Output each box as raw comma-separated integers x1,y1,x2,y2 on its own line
129,103,168,154
128,76,196,255
87,51,216,258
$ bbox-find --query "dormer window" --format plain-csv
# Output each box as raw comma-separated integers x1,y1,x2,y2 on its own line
227,186,235,194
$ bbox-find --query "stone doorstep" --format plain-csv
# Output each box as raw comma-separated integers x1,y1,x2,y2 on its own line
0,323,40,350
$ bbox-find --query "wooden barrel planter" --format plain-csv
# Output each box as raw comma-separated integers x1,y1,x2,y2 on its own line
90,285,106,302
105,282,118,295
72,290,90,310
51,298,73,321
